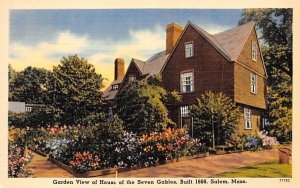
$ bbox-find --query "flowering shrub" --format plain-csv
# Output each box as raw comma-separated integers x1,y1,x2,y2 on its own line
244,135,262,151
258,131,279,149
139,128,203,166
69,151,101,173
8,141,32,178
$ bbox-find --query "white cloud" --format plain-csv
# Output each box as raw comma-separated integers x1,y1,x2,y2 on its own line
10,25,165,89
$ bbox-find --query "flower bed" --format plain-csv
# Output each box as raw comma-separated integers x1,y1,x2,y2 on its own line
48,128,206,174
49,152,207,177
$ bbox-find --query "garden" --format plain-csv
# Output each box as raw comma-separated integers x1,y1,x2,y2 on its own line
7,54,287,178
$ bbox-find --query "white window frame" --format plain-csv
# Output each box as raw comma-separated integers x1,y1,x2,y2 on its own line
251,41,257,62
180,106,190,117
180,71,194,93
185,41,194,58
112,84,119,90
250,73,257,94
244,108,252,129
25,106,32,112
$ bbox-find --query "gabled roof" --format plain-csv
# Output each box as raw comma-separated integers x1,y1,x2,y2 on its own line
133,51,169,76
161,21,258,73
213,22,255,61
103,76,124,100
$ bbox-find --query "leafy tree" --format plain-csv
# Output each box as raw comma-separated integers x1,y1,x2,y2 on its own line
239,9,292,142
190,91,241,149
115,75,179,135
48,55,105,125
9,66,49,104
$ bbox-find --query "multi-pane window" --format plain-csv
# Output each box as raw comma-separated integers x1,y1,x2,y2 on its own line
244,108,252,129
181,72,194,93
180,106,190,117
251,73,257,94
251,41,257,61
185,42,194,58
25,107,32,112
112,84,119,90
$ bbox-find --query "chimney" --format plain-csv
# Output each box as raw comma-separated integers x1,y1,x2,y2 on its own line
166,23,183,54
114,58,125,80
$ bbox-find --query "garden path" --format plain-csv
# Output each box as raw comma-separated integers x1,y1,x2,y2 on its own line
104,149,279,177
29,149,279,178
28,153,73,178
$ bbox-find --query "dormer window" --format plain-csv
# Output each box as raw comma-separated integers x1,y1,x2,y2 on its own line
112,84,119,90
251,41,257,61
185,41,194,58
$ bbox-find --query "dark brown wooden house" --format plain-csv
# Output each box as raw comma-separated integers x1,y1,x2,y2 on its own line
104,21,267,136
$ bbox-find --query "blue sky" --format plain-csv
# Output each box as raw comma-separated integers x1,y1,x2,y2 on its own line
9,9,243,86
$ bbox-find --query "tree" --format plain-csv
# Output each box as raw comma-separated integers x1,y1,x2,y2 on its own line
9,66,49,104
239,9,292,79
239,9,292,142
49,55,105,125
115,75,179,135
190,91,241,149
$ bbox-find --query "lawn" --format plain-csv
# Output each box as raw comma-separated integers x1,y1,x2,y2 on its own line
213,161,292,178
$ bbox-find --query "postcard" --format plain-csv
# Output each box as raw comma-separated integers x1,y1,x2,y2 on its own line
0,1,298,188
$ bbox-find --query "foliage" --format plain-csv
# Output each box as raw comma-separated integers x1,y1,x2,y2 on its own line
69,151,101,173
239,9,292,143
139,128,203,166
258,131,280,149
8,129,32,178
9,66,49,104
48,55,105,125
48,127,204,173
190,91,241,149
8,142,32,178
115,75,178,135
244,135,262,151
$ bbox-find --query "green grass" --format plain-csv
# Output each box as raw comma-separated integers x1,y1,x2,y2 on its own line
213,161,292,178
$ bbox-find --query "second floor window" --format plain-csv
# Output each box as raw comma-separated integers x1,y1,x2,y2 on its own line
185,42,194,58
251,41,257,61
251,73,257,94
181,71,194,93
112,84,119,90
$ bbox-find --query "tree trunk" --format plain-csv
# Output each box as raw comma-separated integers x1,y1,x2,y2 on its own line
212,115,215,149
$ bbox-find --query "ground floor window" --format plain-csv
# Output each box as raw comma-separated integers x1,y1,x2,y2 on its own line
244,108,252,129
180,105,194,137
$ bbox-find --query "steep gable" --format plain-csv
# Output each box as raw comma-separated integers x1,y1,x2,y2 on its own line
213,22,254,62
236,25,267,77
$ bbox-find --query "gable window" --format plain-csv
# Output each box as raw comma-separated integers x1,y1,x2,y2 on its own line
25,106,32,112
181,71,194,93
128,75,136,82
244,108,252,129
180,106,190,117
251,41,257,61
250,73,257,94
112,84,119,90
185,42,194,58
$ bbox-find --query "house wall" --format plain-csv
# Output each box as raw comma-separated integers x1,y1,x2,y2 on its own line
234,28,267,109
162,25,234,126
236,105,262,136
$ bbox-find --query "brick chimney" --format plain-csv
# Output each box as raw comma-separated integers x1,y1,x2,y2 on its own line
114,58,125,80
166,23,183,54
